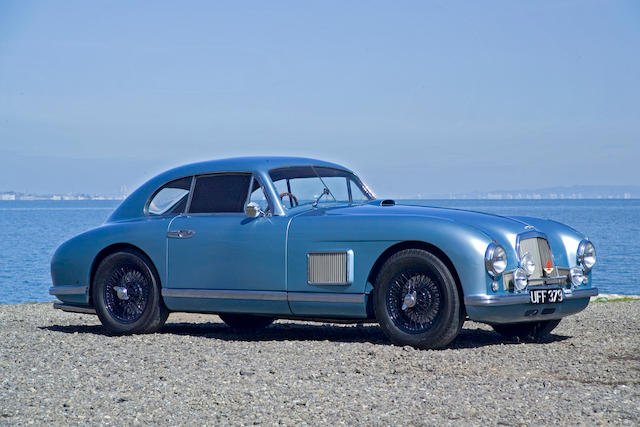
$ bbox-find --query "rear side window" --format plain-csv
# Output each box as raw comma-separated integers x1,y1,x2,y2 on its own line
147,177,192,215
189,174,252,213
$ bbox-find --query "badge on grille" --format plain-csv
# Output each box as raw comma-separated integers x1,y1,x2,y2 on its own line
544,260,554,275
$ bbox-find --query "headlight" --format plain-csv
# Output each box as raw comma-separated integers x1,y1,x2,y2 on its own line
577,240,596,271
570,266,585,287
520,252,536,276
513,268,528,291
485,243,507,278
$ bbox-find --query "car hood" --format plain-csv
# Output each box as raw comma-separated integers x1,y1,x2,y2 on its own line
316,201,539,249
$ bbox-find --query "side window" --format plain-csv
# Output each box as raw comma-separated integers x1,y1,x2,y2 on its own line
147,177,192,215
189,174,252,213
249,179,270,211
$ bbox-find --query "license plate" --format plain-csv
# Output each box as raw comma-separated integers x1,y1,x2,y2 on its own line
529,288,564,304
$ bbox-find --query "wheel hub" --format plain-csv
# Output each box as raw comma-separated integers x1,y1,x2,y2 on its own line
402,291,417,310
113,286,129,300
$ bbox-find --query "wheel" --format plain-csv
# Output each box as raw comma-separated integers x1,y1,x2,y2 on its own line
92,249,169,335
492,319,561,342
219,313,275,330
373,249,463,349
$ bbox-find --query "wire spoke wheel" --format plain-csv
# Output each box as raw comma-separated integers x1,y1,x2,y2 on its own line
103,264,150,323
93,250,169,335
386,271,443,334
374,249,462,349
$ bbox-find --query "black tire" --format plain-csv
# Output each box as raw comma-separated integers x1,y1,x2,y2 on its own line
92,249,169,335
219,313,275,330
492,319,561,342
373,249,463,349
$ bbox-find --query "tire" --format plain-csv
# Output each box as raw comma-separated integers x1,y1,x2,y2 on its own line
373,249,463,349
92,249,169,335
492,319,561,342
219,313,275,330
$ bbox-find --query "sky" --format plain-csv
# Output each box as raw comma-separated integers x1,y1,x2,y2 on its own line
1,1,639,198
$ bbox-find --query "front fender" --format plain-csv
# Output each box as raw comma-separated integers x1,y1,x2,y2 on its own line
287,213,495,298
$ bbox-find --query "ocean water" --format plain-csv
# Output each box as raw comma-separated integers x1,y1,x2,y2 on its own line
0,199,638,304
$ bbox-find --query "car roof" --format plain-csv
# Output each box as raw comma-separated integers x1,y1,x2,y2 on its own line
108,156,352,221
162,156,350,178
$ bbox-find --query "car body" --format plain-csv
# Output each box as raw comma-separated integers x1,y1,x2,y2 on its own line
50,156,598,348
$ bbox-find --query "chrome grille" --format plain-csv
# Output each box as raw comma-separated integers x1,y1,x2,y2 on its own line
307,252,349,285
518,237,556,278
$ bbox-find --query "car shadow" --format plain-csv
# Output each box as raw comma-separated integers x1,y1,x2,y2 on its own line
40,320,571,349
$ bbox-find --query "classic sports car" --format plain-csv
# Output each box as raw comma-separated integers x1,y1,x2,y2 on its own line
50,157,598,349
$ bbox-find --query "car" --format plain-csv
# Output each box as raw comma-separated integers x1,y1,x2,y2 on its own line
50,156,598,349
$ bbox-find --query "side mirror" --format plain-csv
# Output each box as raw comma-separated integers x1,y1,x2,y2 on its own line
245,202,264,218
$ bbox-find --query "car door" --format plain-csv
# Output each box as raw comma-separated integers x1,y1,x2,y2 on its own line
164,173,290,315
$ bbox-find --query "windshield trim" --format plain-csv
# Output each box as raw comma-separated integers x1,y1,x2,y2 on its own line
268,165,375,211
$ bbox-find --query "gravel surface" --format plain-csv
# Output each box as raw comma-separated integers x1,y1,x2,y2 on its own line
1,301,639,425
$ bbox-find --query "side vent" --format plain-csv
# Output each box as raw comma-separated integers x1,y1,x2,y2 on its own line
381,199,395,206
307,250,353,285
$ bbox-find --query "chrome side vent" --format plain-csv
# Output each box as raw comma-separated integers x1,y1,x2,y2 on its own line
307,251,353,285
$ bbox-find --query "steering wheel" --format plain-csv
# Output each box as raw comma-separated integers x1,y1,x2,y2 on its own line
279,192,299,207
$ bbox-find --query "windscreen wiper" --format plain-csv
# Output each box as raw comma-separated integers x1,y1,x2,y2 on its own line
312,188,330,208
310,166,336,208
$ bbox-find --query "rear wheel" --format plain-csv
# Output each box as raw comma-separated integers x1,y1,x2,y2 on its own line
219,313,275,330
492,319,561,342
373,249,463,349
92,249,169,335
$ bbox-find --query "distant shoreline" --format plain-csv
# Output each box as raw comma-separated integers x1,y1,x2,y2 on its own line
0,197,124,201
1,197,639,202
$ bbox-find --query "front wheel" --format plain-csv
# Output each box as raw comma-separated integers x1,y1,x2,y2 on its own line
492,319,561,342
219,313,275,330
373,249,463,349
92,249,169,335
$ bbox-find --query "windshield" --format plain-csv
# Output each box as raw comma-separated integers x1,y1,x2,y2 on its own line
269,166,374,209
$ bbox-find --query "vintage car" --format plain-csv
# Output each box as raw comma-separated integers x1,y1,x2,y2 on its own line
50,157,598,348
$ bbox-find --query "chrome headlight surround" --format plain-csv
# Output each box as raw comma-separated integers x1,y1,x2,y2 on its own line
577,240,596,272
485,243,507,278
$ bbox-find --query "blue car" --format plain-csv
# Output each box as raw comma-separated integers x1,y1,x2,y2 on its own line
50,157,598,349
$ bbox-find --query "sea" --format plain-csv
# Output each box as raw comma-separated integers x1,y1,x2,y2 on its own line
1,199,639,304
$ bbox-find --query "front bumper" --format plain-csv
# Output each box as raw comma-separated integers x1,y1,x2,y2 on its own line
464,288,598,306
464,287,598,324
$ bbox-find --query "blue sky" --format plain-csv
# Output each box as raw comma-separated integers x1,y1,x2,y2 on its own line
1,1,638,197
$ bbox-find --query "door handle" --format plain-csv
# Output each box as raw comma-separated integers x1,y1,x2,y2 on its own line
167,229,196,239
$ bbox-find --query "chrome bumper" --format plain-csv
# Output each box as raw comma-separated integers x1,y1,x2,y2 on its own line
49,285,88,296
53,302,96,315
464,288,598,307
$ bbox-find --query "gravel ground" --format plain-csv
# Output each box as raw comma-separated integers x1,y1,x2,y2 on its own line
1,301,639,426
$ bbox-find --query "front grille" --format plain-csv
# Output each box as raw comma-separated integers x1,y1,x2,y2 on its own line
503,237,565,291
518,237,556,278
307,252,349,285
